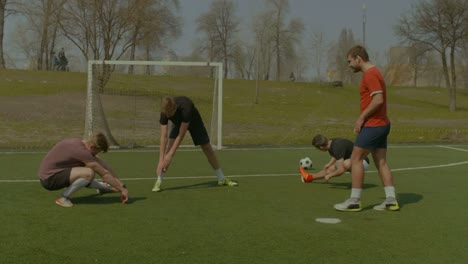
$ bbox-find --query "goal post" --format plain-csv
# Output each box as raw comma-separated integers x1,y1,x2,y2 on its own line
85,60,224,149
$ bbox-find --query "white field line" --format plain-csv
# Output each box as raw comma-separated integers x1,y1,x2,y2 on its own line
436,145,468,152
2,161,468,183
2,145,467,183
1,144,468,155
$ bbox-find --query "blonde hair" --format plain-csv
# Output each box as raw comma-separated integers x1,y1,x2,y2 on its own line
161,96,177,117
88,132,109,153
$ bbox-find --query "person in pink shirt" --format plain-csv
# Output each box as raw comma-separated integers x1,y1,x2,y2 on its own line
39,132,129,207
334,45,399,212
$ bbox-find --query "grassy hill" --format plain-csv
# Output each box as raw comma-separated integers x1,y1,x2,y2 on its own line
0,69,467,149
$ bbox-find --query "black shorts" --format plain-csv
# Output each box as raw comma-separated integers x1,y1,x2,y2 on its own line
40,168,72,191
169,115,210,146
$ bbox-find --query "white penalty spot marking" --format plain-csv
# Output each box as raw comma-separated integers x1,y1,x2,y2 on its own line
315,218,342,224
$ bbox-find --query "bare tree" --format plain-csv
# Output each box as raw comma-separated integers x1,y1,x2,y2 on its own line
395,0,468,111
409,42,432,87
310,31,326,82
252,11,275,81
58,0,136,145
328,28,359,84
0,0,21,69
0,0,8,69
126,0,181,74
460,41,468,88
15,0,65,70
0,0,5,69
264,0,304,81
196,0,239,78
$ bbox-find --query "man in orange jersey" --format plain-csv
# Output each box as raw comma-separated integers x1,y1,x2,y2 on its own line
333,45,399,212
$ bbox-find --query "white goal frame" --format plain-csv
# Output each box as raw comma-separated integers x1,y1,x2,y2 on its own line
85,60,224,149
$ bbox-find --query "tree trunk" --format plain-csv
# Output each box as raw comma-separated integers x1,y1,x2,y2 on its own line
449,46,457,112
0,0,6,69
128,25,140,75
37,0,52,70
440,49,452,110
94,65,120,146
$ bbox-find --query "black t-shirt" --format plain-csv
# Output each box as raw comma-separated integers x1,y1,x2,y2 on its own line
329,138,370,163
159,96,201,126
328,138,354,160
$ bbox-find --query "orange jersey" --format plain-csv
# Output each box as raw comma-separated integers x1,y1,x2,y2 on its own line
360,67,390,127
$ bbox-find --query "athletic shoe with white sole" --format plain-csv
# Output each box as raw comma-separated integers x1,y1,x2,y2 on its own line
55,197,73,208
373,198,400,211
97,182,118,195
152,180,162,192
334,198,362,212
218,178,238,187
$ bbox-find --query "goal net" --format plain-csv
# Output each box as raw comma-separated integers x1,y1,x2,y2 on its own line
85,60,224,149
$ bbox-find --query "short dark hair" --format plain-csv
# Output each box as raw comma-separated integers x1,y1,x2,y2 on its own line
347,45,369,62
312,134,328,149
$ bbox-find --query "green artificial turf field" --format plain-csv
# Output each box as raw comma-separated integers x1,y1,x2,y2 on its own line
1,145,467,264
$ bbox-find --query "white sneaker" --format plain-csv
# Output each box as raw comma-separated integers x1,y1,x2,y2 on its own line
152,180,162,192
55,197,73,208
334,198,362,212
373,198,400,211
97,182,117,195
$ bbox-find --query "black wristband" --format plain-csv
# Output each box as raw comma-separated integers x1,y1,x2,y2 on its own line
122,184,127,189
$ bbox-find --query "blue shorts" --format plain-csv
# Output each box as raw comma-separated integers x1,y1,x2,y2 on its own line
354,124,391,150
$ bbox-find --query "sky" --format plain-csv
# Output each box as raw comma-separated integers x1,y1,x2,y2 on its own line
173,0,415,62
4,0,415,72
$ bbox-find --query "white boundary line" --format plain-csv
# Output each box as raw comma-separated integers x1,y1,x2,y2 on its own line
436,145,468,152
2,160,468,183
2,145,467,183
1,144,468,154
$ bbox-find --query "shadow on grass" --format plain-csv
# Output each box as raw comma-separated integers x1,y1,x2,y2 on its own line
397,192,423,209
362,192,423,210
161,181,220,192
313,181,378,190
71,194,147,205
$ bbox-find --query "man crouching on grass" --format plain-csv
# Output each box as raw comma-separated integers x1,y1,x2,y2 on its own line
38,132,129,207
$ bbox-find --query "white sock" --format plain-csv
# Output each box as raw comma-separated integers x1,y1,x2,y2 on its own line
61,178,90,198
87,180,106,190
384,186,396,199
157,172,165,183
215,168,225,181
350,188,362,200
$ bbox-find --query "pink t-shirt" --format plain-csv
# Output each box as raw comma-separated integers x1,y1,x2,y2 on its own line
38,138,98,180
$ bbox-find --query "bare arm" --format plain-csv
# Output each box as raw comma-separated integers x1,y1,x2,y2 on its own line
159,122,189,171
85,161,129,203
324,157,337,170
324,158,347,181
157,124,169,175
354,93,384,133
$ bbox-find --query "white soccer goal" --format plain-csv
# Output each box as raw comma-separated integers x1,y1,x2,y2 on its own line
85,60,224,149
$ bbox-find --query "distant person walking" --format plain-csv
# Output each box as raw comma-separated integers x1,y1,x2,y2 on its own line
333,45,399,212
